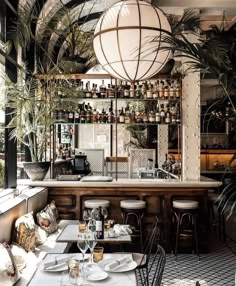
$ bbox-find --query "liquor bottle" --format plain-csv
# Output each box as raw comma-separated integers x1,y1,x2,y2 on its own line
108,84,115,98
165,108,171,124
156,104,161,123
80,103,86,123
146,81,153,99
53,109,58,120
131,107,136,123
149,110,155,123
125,106,131,124
164,80,169,99
130,84,135,98
141,81,147,99
68,109,74,123
93,108,98,123
101,108,107,123
85,81,92,98
107,108,114,123
86,103,92,123
95,206,104,239
124,82,130,98
79,81,85,98
160,104,165,123
119,107,125,123
92,84,98,98
74,107,80,123
100,80,107,98
152,81,158,99
158,81,164,99
117,81,124,98
175,80,181,99
169,80,175,99
135,83,141,98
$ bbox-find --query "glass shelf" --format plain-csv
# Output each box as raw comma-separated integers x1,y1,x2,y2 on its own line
54,97,180,102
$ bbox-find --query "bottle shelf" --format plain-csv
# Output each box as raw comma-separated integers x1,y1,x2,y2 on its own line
55,122,181,126
55,97,180,102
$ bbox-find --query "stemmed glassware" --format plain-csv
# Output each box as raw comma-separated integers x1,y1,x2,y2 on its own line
77,237,89,282
101,207,108,219
86,232,97,263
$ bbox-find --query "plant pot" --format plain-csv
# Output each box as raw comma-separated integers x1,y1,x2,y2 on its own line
23,162,50,181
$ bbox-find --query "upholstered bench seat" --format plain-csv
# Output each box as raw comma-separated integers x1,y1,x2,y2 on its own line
84,199,110,208
120,200,146,209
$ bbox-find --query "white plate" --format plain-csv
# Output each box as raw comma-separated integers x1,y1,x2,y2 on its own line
41,254,90,272
98,258,137,273
85,271,108,281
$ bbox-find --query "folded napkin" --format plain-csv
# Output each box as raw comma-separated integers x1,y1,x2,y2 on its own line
105,255,132,270
113,224,132,236
43,256,68,269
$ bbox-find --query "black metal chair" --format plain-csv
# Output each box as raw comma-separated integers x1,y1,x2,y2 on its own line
136,217,166,286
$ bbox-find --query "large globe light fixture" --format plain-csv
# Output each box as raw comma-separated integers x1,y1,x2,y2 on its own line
93,0,171,82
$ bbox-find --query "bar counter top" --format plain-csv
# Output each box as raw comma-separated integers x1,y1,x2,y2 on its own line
18,177,221,189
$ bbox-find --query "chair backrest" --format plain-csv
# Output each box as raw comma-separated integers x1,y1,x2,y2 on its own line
196,282,201,286
137,217,166,286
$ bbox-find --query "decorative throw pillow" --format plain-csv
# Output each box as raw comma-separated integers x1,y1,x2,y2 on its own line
49,200,59,220
15,212,36,252
0,242,20,286
36,202,58,235
35,225,48,246
10,244,27,272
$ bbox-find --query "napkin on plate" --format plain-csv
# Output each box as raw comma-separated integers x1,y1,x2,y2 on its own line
43,256,68,269
113,224,132,236
105,255,132,270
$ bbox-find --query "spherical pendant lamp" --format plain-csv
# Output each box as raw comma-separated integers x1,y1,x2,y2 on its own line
93,0,171,82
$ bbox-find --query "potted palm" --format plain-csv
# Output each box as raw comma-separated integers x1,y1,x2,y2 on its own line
4,70,74,180
4,73,57,180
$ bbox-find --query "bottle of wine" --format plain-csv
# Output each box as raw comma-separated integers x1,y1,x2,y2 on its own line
96,206,104,239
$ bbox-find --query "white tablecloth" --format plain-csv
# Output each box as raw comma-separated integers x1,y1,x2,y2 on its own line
56,224,132,243
28,253,137,286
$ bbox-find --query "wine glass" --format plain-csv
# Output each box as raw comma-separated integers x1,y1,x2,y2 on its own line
77,238,89,279
101,207,108,219
86,232,97,263
82,209,90,223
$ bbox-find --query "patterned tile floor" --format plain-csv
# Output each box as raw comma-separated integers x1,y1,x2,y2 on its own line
160,216,236,286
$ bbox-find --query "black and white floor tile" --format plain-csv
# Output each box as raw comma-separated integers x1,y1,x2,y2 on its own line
137,216,236,286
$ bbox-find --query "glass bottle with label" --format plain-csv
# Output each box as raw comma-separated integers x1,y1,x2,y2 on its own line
175,80,181,99
74,107,80,123
107,108,114,123
130,83,135,98
135,83,141,98
160,104,165,123
85,81,92,98
124,82,130,98
152,81,158,99
155,104,161,123
92,84,98,98
125,106,131,124
68,109,74,123
141,81,147,99
146,81,153,99
119,107,125,123
95,206,104,239
164,80,169,99
158,81,164,99
100,80,107,98
80,103,86,123
169,80,175,99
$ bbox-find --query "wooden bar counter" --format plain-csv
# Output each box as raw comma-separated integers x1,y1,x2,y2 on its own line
19,178,221,252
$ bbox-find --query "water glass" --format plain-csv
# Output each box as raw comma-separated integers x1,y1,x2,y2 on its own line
78,220,87,233
93,246,104,263
86,232,97,263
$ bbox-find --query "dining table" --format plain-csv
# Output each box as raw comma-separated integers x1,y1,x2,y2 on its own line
27,253,138,286
56,224,132,244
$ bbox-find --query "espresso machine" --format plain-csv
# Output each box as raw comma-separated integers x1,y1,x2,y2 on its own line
73,152,91,175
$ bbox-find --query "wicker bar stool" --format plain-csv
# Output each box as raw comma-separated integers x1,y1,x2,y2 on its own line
120,199,146,250
172,199,199,258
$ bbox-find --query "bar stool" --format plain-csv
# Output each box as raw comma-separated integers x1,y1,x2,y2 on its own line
120,200,146,250
84,199,110,209
172,199,199,258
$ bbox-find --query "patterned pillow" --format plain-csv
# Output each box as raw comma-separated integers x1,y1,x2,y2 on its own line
35,225,48,246
15,212,36,252
0,242,21,286
36,202,58,235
